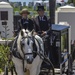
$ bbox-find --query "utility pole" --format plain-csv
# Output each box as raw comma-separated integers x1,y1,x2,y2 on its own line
49,0,56,28
49,1,56,75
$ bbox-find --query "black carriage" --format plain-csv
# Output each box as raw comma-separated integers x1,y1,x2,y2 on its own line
40,24,72,75
4,24,73,75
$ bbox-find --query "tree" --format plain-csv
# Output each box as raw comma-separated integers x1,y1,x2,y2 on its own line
68,0,75,6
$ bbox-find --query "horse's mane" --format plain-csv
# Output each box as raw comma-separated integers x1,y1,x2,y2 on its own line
17,29,30,57
17,29,44,58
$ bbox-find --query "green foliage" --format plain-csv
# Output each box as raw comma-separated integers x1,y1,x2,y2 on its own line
13,7,20,12
0,45,10,71
0,69,2,74
68,0,75,5
61,34,67,52
13,6,33,12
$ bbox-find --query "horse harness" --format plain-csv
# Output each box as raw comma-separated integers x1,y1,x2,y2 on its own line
11,35,43,72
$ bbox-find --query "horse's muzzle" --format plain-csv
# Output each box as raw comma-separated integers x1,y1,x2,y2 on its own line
27,58,33,64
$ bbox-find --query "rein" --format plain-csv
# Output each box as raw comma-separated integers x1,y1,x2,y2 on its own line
20,35,40,72
20,36,43,57
20,36,33,72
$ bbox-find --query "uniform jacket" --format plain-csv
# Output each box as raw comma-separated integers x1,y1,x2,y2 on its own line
34,15,50,33
18,18,34,32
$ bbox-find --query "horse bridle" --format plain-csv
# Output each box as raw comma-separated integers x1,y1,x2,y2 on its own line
20,36,34,57
20,35,42,72
20,35,44,58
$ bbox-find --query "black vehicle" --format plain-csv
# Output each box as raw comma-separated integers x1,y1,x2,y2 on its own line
39,24,73,75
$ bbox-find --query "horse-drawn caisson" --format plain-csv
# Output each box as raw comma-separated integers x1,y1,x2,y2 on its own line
4,24,73,75
3,1,73,75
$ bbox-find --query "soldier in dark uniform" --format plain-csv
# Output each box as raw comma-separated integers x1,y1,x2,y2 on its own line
34,6,60,67
33,6,51,69
34,6,50,36
12,9,34,53
18,8,34,32
34,6,50,55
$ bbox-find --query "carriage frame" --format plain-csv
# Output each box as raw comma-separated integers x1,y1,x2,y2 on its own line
4,24,73,75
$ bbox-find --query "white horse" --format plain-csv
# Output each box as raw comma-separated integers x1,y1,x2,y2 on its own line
12,29,44,75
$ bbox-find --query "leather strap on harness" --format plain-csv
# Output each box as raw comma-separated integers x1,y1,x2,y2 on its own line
11,35,43,72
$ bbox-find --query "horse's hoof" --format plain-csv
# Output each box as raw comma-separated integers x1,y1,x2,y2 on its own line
24,68,27,72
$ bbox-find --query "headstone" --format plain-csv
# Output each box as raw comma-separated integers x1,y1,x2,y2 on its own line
23,2,26,6
18,2,21,6
28,2,33,7
14,3,18,8
33,5,37,10
55,5,75,42
15,11,20,15
70,3,74,6
20,6,22,10
0,2,13,38
0,0,9,2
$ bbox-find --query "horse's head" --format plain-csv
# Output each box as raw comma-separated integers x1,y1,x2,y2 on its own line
17,29,36,64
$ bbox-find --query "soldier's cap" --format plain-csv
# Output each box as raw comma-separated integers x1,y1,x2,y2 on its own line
37,6,45,11
20,8,30,15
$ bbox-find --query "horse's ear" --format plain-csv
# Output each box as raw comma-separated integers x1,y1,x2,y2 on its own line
21,30,24,36
31,29,35,35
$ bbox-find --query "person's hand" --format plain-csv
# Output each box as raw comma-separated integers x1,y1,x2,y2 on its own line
41,31,47,36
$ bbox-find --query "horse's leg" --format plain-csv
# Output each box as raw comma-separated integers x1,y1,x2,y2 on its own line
30,56,42,75
10,66,14,75
37,59,42,75
13,65,17,75
12,56,24,75
30,67,37,75
25,69,30,75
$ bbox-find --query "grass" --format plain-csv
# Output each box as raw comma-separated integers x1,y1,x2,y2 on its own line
13,6,49,16
13,6,33,12
13,7,20,11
